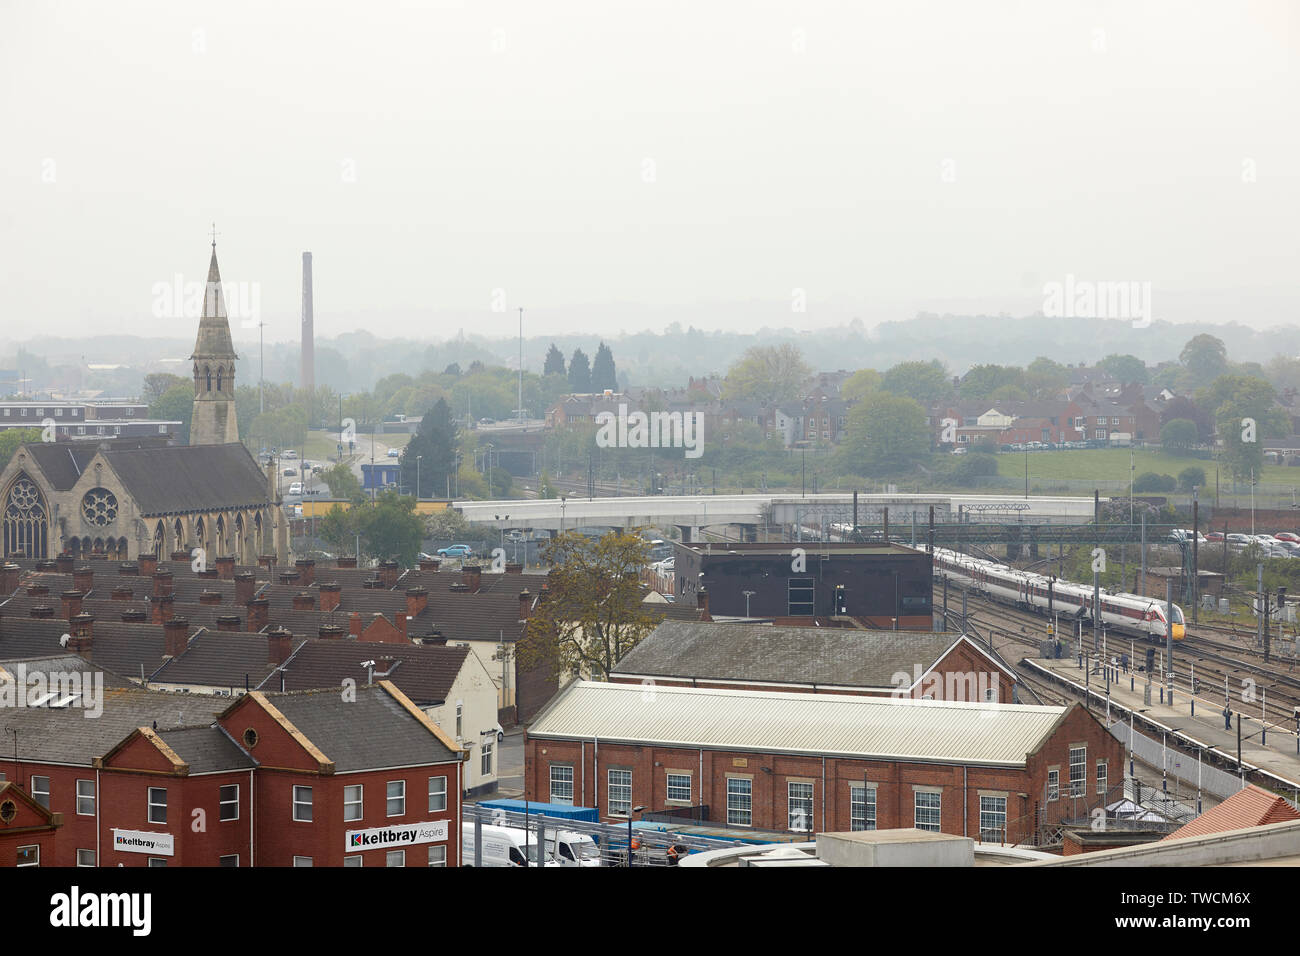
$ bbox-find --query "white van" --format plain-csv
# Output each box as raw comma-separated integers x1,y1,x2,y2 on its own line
289,481,304,496
545,830,602,867
461,823,562,867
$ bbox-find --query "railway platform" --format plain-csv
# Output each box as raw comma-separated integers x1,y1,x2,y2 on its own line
1025,654,1300,796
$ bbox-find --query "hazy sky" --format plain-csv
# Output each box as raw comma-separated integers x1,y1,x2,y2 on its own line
2,0,1296,346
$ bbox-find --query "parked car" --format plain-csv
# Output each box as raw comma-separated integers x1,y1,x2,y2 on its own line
1226,533,1251,545
1206,532,1224,542
283,450,298,459
437,544,474,558
1276,532,1300,543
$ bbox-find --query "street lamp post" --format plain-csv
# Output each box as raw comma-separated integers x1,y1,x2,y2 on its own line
743,590,755,617
627,805,646,867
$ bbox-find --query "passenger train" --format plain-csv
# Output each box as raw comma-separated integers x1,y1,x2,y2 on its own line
932,546,1185,641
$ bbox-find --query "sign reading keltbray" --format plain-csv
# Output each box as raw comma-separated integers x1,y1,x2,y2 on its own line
112,829,174,856
345,821,449,853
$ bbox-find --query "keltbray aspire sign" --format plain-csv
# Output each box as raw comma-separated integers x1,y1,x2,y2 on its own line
345,820,449,852
112,829,174,856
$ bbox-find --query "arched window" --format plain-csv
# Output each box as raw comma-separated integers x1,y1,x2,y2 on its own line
173,518,184,549
205,366,212,392
154,521,165,556
117,536,128,558
3,475,49,558
216,367,223,391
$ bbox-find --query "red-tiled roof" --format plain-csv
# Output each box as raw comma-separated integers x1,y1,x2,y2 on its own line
1162,784,1300,841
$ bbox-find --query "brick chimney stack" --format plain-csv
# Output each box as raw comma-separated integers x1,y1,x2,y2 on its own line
72,566,93,593
318,623,345,639
395,612,408,640
216,614,242,632
0,563,20,594
68,612,94,661
258,554,277,570
379,560,400,589
199,590,223,606
118,562,137,576
245,598,269,632
26,584,49,597
138,553,158,577
30,605,54,619
152,570,174,599
61,590,83,621
349,612,363,638
319,582,342,613
462,566,482,593
55,554,74,574
519,589,532,621
405,586,428,618
215,555,236,580
110,586,134,601
151,594,175,624
292,592,315,611
162,617,189,658
267,625,293,666
234,571,255,607
295,559,315,586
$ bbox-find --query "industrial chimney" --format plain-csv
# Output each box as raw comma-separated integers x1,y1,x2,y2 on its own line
301,251,315,392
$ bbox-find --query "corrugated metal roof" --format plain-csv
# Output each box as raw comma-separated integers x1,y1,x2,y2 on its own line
529,681,1068,767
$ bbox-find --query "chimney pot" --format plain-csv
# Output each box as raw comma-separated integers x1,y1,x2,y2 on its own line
137,553,158,576
292,592,315,611
267,626,294,666
245,597,269,632
216,614,242,632
162,616,190,658
233,571,255,607
199,590,223,606
120,608,147,622
60,590,84,621
72,566,94,592
215,555,236,580
30,604,54,619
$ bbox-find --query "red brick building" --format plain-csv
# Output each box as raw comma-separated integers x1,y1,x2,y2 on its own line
0,664,464,867
525,681,1122,845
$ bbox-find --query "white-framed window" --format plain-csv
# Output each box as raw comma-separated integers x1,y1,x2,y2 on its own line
455,701,463,738
666,773,691,803
979,795,1007,843
386,850,405,867
1097,760,1108,797
428,776,447,813
219,784,239,821
1047,768,1059,802
148,787,167,824
54,407,62,417
607,769,631,816
147,857,167,868
76,779,95,816
344,784,363,822
914,791,941,832
788,782,814,832
219,855,239,867
850,784,876,831
387,780,406,817
727,777,752,827
30,776,49,809
17,845,38,867
1069,746,1087,797
293,856,313,867
550,765,574,805
428,845,447,867
343,856,362,867
76,849,95,867
480,738,493,776
293,785,313,822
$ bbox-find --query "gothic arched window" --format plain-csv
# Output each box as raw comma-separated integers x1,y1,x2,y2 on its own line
216,367,223,392
205,366,212,392
3,475,48,559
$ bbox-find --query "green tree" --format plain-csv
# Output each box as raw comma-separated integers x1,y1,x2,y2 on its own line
1159,418,1199,454
150,383,194,443
142,372,188,405
1180,334,1229,382
1097,353,1149,384
1024,357,1069,399
591,342,617,392
425,507,473,541
959,365,1025,402
0,428,43,467
516,530,656,680
1160,395,1213,442
841,368,882,403
317,504,361,555
356,491,426,564
568,349,592,393
401,397,458,498
721,344,812,404
838,392,929,475
1133,472,1176,493
543,344,566,377
319,463,363,501
1177,466,1206,493
880,360,952,406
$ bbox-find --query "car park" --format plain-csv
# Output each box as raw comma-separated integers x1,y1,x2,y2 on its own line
1226,533,1251,546
1276,532,1300,543
1206,532,1224,541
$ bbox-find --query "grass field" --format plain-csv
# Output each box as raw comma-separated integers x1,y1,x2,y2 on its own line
995,448,1298,490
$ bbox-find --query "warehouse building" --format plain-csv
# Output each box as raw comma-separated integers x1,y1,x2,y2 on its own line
524,681,1122,844
672,541,932,627
610,620,1020,703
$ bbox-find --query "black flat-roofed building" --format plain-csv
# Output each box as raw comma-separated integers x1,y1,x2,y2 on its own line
672,541,933,628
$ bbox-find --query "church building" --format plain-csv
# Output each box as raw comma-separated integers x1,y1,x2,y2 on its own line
0,239,287,564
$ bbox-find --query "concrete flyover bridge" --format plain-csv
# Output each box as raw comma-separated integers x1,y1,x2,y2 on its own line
453,493,1103,540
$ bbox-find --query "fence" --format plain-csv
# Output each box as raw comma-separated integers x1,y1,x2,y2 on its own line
1107,720,1245,804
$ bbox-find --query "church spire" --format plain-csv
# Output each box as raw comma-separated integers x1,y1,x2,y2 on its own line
189,230,240,445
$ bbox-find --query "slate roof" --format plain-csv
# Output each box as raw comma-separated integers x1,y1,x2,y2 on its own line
0,616,186,679
262,640,471,703
101,443,268,515
0,686,228,765
611,621,977,688
154,725,256,773
0,653,136,690
262,684,460,771
22,443,100,491
149,629,309,689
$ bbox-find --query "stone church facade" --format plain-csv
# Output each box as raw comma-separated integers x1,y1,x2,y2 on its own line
0,240,287,564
